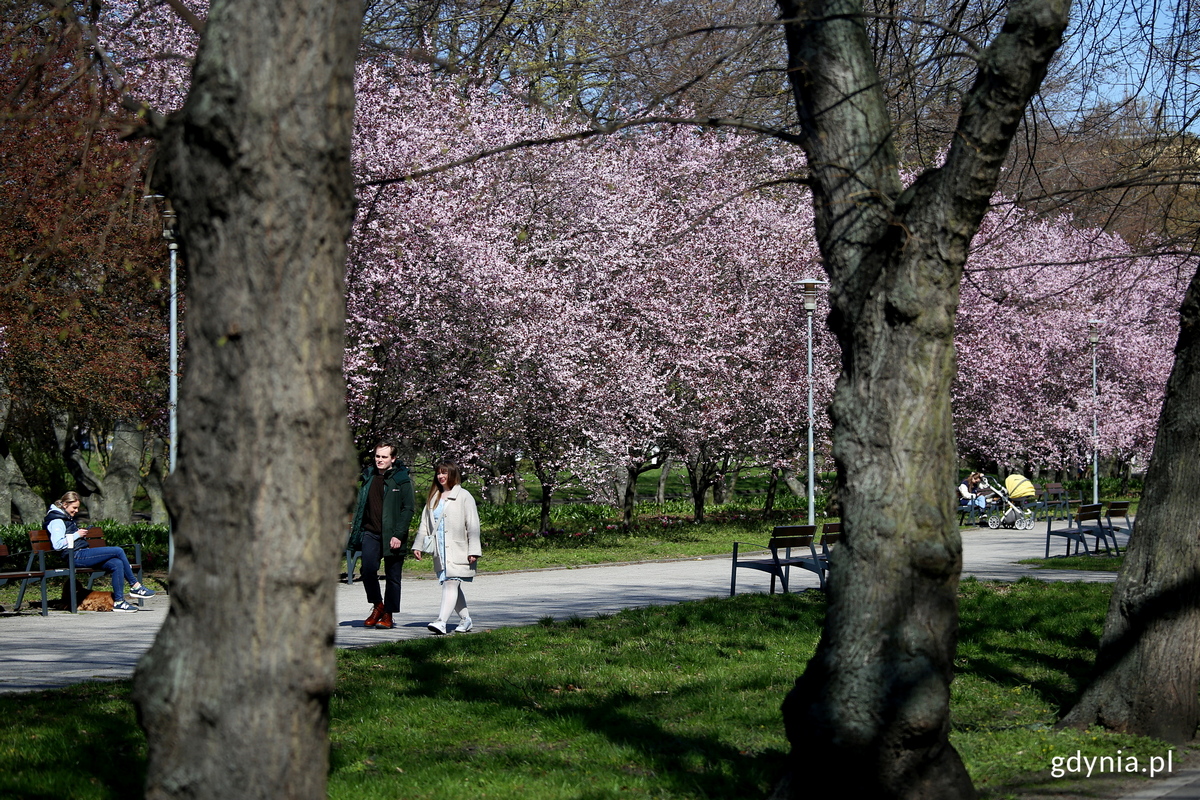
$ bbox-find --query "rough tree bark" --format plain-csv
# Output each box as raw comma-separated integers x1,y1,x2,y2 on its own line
781,467,804,498
144,437,170,526
3,451,47,525
775,1,1070,797
131,1,362,798
70,420,146,523
763,467,780,515
1059,263,1200,743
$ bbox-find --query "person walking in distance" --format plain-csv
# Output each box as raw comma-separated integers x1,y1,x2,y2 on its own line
413,460,481,634
349,441,415,630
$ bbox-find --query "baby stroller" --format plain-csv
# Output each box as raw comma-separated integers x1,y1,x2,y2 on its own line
979,475,1035,530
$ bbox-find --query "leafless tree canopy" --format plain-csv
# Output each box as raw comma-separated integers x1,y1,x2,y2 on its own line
359,0,1198,251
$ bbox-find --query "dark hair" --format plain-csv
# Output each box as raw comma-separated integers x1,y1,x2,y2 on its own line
427,460,461,506
373,441,399,458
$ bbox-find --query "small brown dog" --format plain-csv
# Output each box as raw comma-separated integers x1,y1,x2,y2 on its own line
78,591,114,612
48,581,115,611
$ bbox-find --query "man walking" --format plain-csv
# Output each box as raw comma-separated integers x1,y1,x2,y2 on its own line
349,441,415,629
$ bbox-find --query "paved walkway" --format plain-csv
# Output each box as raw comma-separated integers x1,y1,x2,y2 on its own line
7,518,1189,798
0,519,1116,691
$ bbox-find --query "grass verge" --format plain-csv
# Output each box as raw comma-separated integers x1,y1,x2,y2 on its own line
1018,555,1125,572
0,579,1181,799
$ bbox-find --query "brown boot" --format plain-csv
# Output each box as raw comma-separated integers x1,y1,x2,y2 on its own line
364,603,384,628
376,611,394,630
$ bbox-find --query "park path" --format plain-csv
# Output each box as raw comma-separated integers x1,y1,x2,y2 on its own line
0,519,1114,692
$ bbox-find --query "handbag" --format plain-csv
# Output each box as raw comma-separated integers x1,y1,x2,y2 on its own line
419,533,436,554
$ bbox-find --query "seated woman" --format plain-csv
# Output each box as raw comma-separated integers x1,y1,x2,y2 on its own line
958,472,987,517
44,491,155,613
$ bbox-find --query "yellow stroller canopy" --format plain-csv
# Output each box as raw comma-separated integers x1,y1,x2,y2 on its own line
1005,474,1035,499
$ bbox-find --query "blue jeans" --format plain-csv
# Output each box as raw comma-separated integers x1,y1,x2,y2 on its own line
72,546,136,601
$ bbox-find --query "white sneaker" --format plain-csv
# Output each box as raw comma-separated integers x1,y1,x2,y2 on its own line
454,617,473,634
427,620,447,635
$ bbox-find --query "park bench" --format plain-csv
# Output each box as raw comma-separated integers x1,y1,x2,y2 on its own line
958,498,985,527
1045,503,1110,558
1018,482,1048,521
1098,500,1133,554
14,528,144,614
0,543,50,615
816,522,842,589
730,524,831,596
345,546,362,585
1042,483,1070,521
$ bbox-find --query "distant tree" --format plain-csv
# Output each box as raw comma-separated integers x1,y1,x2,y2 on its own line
345,65,835,522
0,6,168,522
953,206,1187,473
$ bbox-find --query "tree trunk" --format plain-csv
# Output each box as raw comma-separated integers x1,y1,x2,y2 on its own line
71,421,146,524
481,451,517,504
655,454,672,503
622,464,639,529
775,1,1069,797
764,468,779,516
781,467,804,498
725,458,742,496
532,458,554,532
0,381,11,525
144,437,170,526
4,451,46,525
131,2,361,799
711,454,731,504
1059,263,1200,744
684,450,715,522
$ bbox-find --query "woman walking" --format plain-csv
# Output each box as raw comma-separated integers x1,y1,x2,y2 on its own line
413,461,481,634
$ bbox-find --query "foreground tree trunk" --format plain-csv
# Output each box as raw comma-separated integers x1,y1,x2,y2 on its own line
775,1,1070,797
1059,264,1200,743
132,2,361,799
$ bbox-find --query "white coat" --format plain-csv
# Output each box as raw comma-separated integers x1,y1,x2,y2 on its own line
417,484,482,580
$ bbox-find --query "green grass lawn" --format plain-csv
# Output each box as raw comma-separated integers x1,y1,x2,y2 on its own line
1019,555,1125,572
0,579,1180,800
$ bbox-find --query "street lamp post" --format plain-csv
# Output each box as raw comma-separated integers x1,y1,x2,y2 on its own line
800,278,827,526
164,208,178,477
1089,320,1102,505
146,195,178,571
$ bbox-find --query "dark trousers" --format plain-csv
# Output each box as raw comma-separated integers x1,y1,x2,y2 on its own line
361,531,404,612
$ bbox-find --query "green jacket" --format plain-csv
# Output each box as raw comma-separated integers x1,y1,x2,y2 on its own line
348,464,415,553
